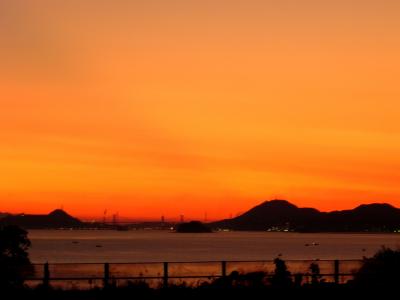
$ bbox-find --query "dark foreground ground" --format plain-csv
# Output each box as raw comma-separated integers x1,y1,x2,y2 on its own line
0,286,393,300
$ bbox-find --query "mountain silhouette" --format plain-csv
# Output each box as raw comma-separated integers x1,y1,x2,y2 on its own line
211,200,400,232
0,209,82,229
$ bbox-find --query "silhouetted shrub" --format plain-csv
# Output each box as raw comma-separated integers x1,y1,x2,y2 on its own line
269,258,292,288
234,271,267,288
0,225,34,289
353,246,400,287
293,273,303,287
310,262,323,285
122,279,150,290
208,270,268,288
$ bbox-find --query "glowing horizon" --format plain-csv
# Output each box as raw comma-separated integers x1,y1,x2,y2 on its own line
1,1,400,220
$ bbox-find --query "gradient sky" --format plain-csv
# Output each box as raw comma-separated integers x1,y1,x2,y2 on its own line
1,0,400,220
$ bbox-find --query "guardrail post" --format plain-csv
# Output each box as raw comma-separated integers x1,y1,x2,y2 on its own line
334,260,340,285
104,263,110,288
221,261,227,278
163,262,169,288
43,262,50,287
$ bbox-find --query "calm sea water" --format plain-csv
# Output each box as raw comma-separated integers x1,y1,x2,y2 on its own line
28,230,400,263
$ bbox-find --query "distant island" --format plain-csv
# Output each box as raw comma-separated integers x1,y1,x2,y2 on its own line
176,221,212,233
210,200,400,232
0,210,173,230
0,209,83,229
3,200,400,232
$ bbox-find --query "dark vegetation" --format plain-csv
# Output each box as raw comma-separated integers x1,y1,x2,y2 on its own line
0,225,33,289
352,246,400,287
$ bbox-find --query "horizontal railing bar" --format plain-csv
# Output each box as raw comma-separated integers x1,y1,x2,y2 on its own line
30,259,363,266
24,273,357,281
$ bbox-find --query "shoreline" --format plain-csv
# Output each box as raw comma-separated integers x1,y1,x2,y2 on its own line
25,228,400,235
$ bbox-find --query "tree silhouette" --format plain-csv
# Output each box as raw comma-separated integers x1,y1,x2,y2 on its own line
0,225,34,288
353,246,400,287
270,258,292,288
309,262,322,285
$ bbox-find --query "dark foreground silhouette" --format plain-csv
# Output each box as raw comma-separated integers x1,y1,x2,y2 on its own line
0,225,33,289
0,225,398,299
2,251,398,299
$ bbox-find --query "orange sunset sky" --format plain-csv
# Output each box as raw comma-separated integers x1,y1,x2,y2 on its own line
1,0,400,221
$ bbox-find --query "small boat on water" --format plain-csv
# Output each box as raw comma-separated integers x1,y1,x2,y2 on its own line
305,242,319,247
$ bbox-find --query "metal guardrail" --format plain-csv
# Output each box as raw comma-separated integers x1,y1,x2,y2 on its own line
24,259,363,289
